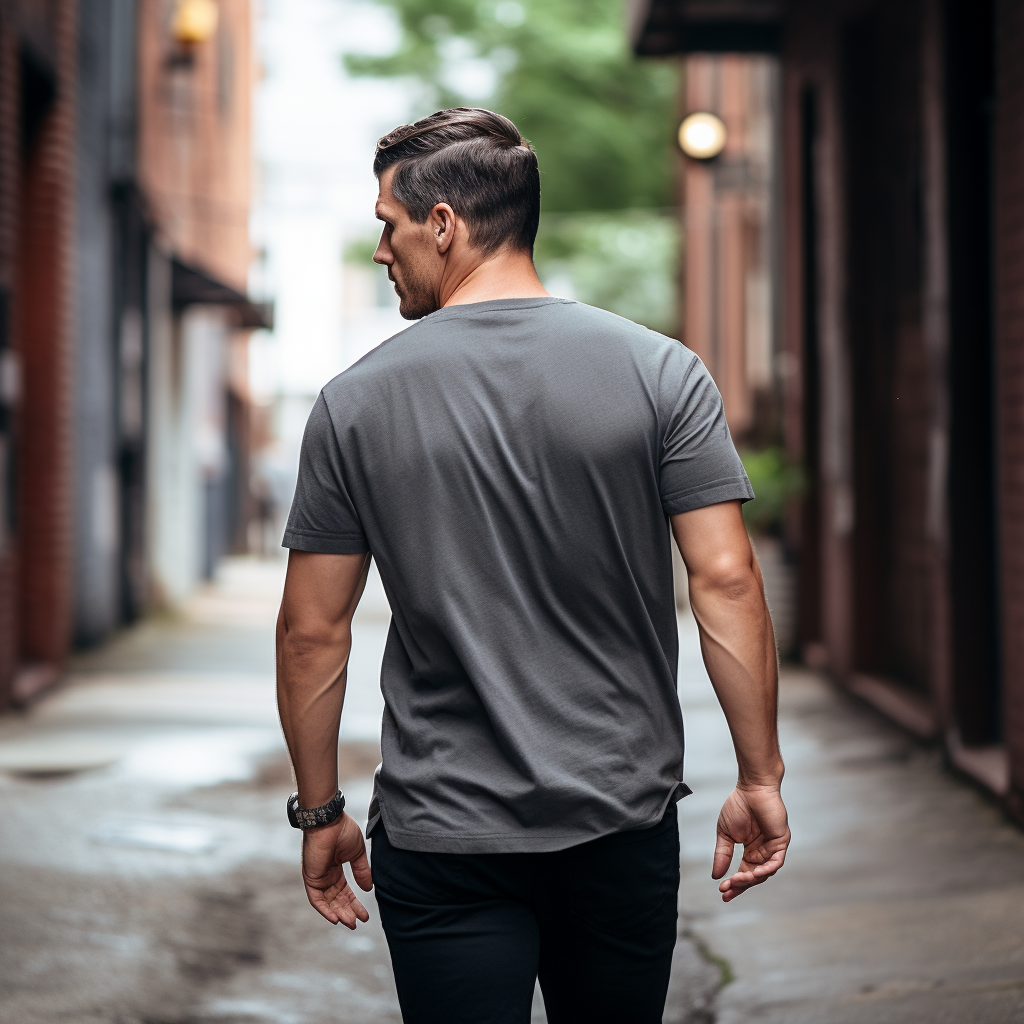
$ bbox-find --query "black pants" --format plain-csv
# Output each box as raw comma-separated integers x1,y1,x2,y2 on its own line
371,805,680,1024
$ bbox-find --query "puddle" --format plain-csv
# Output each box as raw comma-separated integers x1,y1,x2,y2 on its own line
202,997,304,1024
91,819,218,853
0,735,125,777
118,728,281,787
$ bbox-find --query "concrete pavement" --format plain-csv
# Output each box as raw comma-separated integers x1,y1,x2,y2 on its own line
678,649,1024,1022
0,557,400,1024
1,556,1022,1022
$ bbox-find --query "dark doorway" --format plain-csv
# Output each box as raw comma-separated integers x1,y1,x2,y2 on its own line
843,7,932,695
945,0,1000,744
113,188,149,624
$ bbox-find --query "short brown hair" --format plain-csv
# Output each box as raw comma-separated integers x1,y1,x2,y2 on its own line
374,108,541,255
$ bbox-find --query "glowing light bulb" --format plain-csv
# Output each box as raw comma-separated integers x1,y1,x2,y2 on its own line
172,0,219,44
678,112,727,161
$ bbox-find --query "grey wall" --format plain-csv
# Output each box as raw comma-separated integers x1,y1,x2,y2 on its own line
73,0,139,645
74,0,119,644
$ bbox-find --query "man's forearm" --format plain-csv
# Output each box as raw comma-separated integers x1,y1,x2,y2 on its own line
276,616,352,807
687,554,783,787
276,551,370,808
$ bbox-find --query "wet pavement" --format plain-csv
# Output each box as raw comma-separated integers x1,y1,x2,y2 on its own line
2,556,1023,1023
678,657,1024,1023
0,558,398,1024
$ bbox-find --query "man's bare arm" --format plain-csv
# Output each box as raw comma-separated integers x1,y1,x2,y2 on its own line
671,501,790,902
277,549,373,927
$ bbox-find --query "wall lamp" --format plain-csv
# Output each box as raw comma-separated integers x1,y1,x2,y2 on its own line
677,112,727,161
172,0,219,45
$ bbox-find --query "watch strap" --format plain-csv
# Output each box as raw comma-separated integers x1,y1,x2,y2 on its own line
287,789,346,830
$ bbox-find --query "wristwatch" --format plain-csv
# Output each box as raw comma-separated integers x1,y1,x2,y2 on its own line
287,789,346,830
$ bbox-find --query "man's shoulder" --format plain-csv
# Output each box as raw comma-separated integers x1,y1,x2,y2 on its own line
560,302,702,375
564,301,679,344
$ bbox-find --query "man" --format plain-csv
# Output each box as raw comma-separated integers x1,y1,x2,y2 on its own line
277,107,789,1024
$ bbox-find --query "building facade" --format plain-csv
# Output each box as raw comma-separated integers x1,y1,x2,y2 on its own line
0,0,267,709
633,0,1024,821
679,53,780,447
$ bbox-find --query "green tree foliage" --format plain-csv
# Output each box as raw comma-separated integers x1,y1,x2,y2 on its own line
344,0,678,214
739,447,804,535
533,210,678,335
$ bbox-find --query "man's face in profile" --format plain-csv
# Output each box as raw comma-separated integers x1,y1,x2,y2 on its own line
373,167,440,320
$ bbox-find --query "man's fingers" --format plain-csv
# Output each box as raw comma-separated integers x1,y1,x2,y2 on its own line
712,832,736,879
307,889,367,929
304,868,371,928
719,869,759,891
328,890,368,929
718,871,764,902
351,848,373,892
718,851,786,902
306,887,341,925
751,849,786,876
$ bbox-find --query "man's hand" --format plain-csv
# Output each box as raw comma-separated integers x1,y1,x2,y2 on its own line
712,784,790,903
301,813,373,928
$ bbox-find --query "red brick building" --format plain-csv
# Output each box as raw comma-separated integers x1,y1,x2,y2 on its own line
0,0,77,705
0,0,266,710
633,0,1024,820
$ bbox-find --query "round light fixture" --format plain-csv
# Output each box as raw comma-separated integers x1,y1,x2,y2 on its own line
677,112,727,161
172,0,219,44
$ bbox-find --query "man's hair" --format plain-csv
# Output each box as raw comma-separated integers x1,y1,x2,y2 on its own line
374,108,540,255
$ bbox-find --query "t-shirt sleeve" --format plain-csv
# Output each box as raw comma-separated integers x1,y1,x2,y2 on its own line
659,349,754,515
282,392,370,554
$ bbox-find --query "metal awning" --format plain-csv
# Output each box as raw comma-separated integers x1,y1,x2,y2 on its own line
171,258,274,330
629,0,783,55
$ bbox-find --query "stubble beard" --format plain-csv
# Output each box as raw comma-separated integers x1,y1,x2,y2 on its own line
392,265,439,320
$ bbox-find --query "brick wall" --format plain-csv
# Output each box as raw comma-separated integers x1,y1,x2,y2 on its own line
995,0,1024,816
0,1,78,707
16,0,77,667
135,0,252,290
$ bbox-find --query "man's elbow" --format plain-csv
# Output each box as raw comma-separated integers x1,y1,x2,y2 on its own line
279,616,350,661
688,553,760,603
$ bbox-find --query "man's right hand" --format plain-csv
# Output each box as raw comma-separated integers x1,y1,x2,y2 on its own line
712,785,790,903
301,812,374,928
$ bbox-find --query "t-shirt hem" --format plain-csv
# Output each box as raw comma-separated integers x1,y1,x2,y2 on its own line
375,782,691,854
662,477,755,515
281,528,369,554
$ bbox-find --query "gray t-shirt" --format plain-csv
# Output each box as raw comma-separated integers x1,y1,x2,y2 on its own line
284,297,752,853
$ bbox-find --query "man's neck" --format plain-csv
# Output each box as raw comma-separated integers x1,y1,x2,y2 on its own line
440,247,550,308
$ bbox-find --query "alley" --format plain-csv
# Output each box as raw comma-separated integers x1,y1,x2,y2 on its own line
2,556,1024,1024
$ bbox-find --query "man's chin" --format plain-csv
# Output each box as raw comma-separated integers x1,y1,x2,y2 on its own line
398,296,439,320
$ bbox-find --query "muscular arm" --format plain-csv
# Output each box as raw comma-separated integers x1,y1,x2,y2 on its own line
277,549,374,927
671,501,790,902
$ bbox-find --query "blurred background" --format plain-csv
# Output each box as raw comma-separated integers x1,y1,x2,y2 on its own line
2,1,1024,1022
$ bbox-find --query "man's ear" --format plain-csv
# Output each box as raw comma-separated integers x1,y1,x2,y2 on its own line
429,203,457,255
